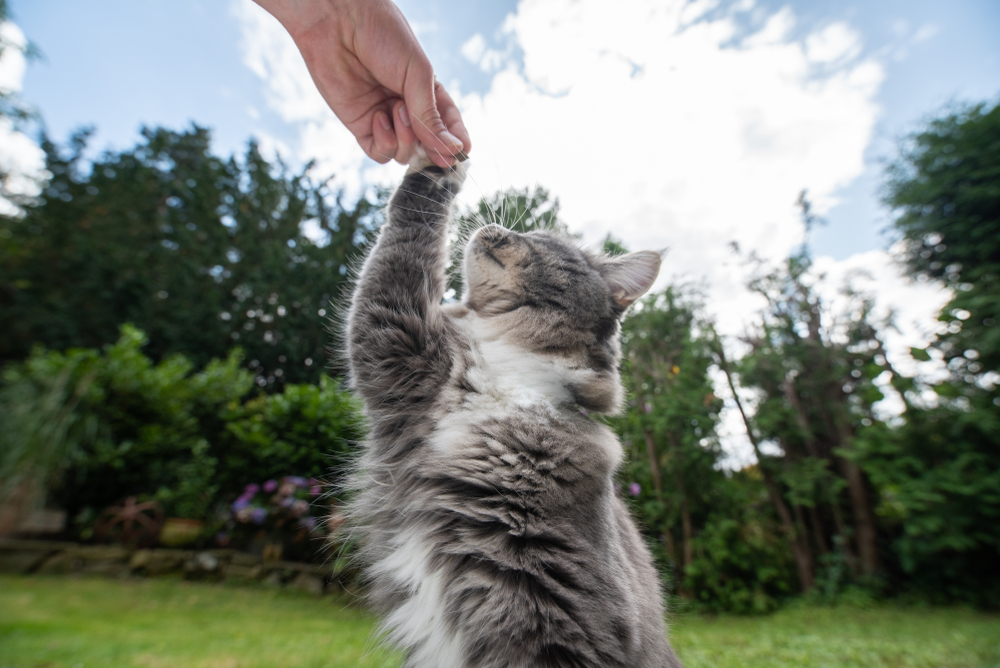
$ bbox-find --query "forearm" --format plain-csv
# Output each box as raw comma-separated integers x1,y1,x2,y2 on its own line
251,0,345,40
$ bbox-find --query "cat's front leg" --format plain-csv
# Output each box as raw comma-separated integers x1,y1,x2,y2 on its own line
346,151,467,412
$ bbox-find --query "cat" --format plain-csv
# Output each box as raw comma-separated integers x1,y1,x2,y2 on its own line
344,152,683,668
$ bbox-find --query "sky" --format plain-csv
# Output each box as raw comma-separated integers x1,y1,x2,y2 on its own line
4,0,999,463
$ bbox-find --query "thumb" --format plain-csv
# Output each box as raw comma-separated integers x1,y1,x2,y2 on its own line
403,60,463,158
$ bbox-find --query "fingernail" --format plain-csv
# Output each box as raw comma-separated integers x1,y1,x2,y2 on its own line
378,112,391,131
398,105,411,127
438,130,463,151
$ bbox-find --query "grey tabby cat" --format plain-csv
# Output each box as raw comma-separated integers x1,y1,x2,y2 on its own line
345,152,683,668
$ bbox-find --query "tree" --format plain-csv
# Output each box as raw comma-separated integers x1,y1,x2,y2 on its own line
725,241,900,590
0,126,382,387
617,286,723,589
872,100,1000,606
885,101,1000,377
617,285,796,611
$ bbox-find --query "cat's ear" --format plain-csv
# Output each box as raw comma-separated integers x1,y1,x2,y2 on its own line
600,251,661,309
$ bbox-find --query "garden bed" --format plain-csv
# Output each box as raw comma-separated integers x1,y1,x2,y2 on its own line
0,538,347,596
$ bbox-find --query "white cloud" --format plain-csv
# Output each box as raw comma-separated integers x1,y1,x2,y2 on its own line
461,33,487,64
456,0,885,336
232,0,948,463
0,21,46,217
806,22,863,64
0,20,27,94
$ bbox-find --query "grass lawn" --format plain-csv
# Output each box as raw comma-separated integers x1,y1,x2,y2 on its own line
1,575,998,668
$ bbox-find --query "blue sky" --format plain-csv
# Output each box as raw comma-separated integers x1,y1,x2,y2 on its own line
11,0,999,260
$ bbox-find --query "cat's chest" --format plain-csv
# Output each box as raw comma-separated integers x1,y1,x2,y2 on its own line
427,387,623,482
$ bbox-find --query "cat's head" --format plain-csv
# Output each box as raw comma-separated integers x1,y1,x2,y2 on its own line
461,224,660,413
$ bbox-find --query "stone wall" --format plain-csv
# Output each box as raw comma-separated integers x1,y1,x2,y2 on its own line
0,538,349,597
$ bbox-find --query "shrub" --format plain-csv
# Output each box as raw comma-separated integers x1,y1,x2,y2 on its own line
0,325,363,538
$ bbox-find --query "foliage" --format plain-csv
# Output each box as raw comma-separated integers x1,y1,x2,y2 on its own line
0,125,383,387
885,101,1000,376
732,243,893,590
613,282,798,613
683,469,796,614
855,392,1000,606
0,325,362,527
222,375,362,491
616,286,724,584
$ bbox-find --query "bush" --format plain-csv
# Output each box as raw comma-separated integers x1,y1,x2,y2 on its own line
0,325,363,537
682,470,796,614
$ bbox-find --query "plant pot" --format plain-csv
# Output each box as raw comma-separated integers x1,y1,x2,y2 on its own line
159,518,205,547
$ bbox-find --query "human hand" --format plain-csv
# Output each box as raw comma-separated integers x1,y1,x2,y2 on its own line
254,0,471,168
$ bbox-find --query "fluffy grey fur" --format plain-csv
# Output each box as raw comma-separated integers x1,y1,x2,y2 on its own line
344,154,682,668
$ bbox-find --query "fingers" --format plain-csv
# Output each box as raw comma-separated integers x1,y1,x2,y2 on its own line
402,59,465,167
393,100,418,163
434,82,471,156
369,109,397,164
362,100,419,165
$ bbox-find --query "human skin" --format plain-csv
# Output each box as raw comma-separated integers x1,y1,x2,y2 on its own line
253,0,471,168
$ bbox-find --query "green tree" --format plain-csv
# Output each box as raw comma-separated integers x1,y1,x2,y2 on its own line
616,285,795,612
885,101,1000,376
617,286,723,587
725,244,899,591
0,126,382,387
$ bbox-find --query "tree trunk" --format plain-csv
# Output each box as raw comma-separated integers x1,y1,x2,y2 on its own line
782,376,859,574
837,450,878,576
808,504,829,556
643,430,663,497
666,431,694,570
717,344,814,591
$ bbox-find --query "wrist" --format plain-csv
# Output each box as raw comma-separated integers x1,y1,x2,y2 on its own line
252,0,355,42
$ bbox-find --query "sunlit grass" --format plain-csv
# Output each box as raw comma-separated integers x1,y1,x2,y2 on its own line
670,603,1000,668
1,575,998,668
0,575,400,668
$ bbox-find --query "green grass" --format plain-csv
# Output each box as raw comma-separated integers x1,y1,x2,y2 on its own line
1,575,998,668
669,605,1000,668
0,576,400,668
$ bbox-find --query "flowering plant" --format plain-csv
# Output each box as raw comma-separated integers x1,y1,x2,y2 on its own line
218,475,337,561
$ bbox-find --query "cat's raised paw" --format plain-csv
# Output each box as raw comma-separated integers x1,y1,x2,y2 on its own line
407,145,467,189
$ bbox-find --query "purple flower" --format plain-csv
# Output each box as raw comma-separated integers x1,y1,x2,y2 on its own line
644,402,652,414
309,478,321,486
309,485,322,496
231,497,251,512
281,497,294,508
250,508,268,524
286,476,309,487
629,482,642,496
263,479,278,493
291,499,309,516
302,517,317,530
244,483,260,495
